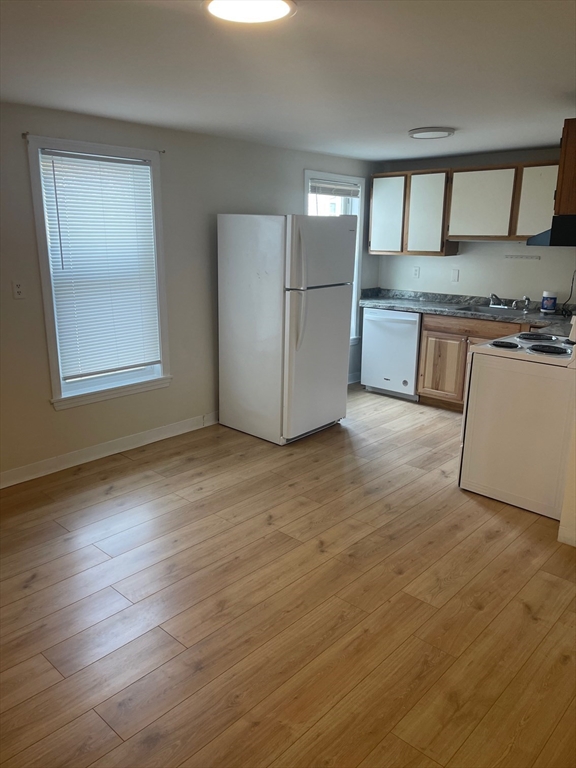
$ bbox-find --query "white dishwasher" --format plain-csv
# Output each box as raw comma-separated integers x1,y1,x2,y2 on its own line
361,308,421,400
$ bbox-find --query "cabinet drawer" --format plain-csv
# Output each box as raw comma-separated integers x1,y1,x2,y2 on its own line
422,314,521,338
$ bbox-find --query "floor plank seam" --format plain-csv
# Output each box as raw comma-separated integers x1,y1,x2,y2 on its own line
0,389,570,768
206,622,451,768
95,597,371,758
437,603,576,766
531,694,576,766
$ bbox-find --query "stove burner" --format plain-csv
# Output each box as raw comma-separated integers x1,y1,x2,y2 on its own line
529,344,569,355
518,332,556,341
492,341,520,349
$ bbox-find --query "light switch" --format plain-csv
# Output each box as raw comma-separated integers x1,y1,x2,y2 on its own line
12,281,25,299
451,269,460,283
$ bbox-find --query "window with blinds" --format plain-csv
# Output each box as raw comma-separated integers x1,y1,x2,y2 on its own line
29,137,169,407
308,179,361,198
307,178,361,217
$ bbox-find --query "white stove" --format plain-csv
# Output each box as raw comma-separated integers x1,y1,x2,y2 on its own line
471,332,575,368
460,331,575,520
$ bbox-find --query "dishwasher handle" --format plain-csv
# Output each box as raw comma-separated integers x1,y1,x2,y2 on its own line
364,309,420,324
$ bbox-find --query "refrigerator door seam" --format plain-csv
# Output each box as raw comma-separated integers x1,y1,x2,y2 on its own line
286,283,353,290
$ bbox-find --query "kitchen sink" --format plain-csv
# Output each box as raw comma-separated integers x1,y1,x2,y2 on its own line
455,305,527,316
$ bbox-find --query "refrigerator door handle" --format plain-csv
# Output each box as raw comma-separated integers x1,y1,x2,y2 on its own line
298,224,308,291
295,290,308,351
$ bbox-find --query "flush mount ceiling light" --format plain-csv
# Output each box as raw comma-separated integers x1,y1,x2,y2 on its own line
408,127,456,140
204,0,297,23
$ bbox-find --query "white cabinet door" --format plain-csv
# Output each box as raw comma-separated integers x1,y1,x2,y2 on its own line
406,172,447,252
449,168,516,237
370,176,405,252
516,165,558,237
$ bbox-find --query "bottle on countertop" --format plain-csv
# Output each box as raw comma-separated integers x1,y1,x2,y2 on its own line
540,291,557,314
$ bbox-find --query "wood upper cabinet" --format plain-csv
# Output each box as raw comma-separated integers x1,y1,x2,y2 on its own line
555,118,576,216
418,330,467,403
370,170,457,255
516,164,559,237
448,168,516,238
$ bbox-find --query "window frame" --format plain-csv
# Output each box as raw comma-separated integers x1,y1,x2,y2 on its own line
27,135,171,410
303,169,366,340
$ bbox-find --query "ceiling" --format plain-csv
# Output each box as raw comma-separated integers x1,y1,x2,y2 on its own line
1,0,575,160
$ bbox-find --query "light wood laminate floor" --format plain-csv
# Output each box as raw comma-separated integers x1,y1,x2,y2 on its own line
0,386,574,768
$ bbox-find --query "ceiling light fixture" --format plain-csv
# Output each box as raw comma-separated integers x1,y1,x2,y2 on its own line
408,127,456,140
204,0,297,23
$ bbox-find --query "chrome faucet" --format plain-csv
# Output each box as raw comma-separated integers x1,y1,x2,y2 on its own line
489,293,507,307
512,295,531,312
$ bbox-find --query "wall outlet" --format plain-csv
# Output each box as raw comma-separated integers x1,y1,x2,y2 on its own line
451,269,460,283
412,267,420,279
12,281,25,299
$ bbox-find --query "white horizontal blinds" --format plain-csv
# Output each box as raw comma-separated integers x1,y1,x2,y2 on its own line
308,179,360,197
39,149,161,382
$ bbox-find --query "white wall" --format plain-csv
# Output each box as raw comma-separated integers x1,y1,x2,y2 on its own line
379,240,576,302
0,102,373,474
376,147,576,300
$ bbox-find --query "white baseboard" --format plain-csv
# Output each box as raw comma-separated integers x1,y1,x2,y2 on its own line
0,411,219,489
348,372,361,384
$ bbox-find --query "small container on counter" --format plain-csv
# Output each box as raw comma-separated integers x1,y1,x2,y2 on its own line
540,291,557,314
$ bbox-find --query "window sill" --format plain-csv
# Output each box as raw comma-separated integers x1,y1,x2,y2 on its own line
51,375,172,410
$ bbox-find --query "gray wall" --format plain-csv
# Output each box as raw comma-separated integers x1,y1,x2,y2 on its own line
0,102,373,473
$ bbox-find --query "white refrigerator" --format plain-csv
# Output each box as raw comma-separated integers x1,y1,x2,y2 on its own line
218,214,357,445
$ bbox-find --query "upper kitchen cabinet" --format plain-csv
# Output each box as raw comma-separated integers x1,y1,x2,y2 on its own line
516,164,559,238
369,170,458,256
555,118,576,216
371,159,561,250
370,175,405,252
447,162,560,241
407,172,451,253
448,167,516,239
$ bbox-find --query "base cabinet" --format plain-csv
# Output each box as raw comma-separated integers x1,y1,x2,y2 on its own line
418,330,467,403
417,315,530,407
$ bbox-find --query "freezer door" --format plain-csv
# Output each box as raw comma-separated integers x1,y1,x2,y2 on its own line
283,284,352,440
286,215,357,289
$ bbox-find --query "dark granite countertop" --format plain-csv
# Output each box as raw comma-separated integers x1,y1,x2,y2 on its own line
359,291,573,337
